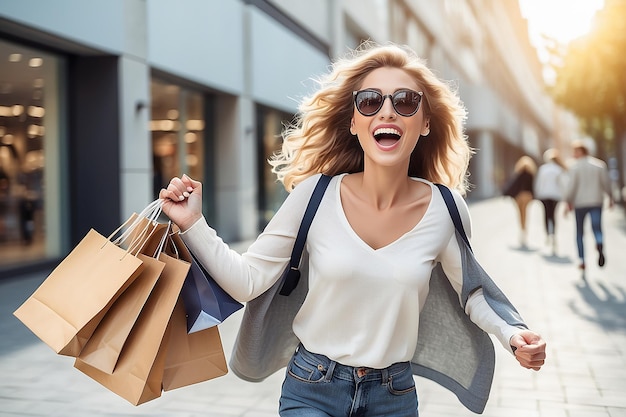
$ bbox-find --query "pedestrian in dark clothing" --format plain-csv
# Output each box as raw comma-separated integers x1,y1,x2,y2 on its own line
503,156,537,248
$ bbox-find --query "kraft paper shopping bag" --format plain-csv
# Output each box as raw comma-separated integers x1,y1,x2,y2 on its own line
162,298,228,391
76,223,171,373
13,226,146,356
74,252,190,405
76,254,165,373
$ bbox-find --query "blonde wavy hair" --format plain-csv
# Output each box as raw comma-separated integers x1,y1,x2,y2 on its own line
269,42,472,194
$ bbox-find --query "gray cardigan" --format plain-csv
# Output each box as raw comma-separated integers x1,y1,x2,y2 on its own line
230,182,527,414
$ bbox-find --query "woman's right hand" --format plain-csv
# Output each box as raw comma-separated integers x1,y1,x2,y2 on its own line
159,174,203,231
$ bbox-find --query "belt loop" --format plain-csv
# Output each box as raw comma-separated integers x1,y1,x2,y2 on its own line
325,360,337,382
381,368,389,384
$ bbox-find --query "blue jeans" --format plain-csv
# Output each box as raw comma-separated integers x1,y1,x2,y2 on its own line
279,344,419,416
574,206,603,262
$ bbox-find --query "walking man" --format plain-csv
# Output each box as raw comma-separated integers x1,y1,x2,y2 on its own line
564,139,613,271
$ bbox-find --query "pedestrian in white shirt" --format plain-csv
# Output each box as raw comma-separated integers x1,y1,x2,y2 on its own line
160,42,546,416
534,148,567,255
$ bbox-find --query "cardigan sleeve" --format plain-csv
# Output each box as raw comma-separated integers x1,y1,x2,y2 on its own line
437,189,522,354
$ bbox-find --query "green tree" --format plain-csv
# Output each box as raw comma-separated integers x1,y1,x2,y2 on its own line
548,0,626,199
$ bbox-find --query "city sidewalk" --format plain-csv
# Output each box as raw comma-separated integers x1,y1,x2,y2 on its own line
1,197,625,417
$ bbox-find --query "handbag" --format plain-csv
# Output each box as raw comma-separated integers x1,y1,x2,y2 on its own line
13,200,164,356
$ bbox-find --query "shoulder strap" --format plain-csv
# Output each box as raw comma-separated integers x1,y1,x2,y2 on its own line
434,184,472,252
279,180,466,295
279,174,332,296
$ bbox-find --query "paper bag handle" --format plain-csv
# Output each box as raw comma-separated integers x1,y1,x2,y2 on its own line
110,199,163,246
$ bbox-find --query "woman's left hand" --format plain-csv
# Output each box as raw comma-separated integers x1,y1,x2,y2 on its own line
510,330,546,371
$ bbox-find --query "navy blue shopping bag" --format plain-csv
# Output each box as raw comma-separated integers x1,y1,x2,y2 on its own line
181,255,244,332
169,233,243,333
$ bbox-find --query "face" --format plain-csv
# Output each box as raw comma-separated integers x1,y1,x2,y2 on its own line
350,67,430,171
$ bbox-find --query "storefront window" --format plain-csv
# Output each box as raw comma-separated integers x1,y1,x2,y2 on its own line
0,38,65,268
256,106,291,228
150,80,205,198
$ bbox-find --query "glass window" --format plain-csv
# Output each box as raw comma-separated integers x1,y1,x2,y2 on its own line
0,38,65,268
256,105,291,229
150,80,205,198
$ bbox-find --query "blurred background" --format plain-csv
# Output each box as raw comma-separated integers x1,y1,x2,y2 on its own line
0,0,624,278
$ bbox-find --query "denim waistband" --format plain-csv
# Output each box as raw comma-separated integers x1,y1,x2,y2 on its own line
295,344,411,383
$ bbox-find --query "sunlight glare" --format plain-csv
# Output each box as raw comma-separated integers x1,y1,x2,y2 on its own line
519,0,604,45
519,0,604,82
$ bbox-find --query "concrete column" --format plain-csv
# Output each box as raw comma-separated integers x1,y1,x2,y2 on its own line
118,0,151,220
475,130,497,199
209,4,258,243
118,56,151,220
212,2,257,241
213,95,257,243
329,0,345,58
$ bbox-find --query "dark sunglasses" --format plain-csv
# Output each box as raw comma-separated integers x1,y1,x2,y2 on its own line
353,89,423,117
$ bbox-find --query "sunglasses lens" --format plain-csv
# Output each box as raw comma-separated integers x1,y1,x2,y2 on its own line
355,91,383,116
354,90,422,116
393,91,421,116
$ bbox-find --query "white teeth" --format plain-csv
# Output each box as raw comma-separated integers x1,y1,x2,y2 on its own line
373,127,401,137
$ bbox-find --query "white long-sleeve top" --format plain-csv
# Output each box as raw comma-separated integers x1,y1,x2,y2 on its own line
181,174,521,369
534,161,567,200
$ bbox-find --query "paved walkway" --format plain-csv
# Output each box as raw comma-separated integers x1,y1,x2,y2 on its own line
1,197,625,417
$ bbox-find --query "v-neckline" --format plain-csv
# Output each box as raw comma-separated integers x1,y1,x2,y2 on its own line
335,173,434,252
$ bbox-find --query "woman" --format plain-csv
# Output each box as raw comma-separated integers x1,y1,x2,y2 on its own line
503,155,537,248
160,42,545,416
534,148,567,255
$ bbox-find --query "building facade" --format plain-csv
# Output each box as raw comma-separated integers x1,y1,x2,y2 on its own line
0,0,562,276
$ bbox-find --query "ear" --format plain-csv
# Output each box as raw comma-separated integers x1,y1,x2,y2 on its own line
350,118,356,135
421,117,431,136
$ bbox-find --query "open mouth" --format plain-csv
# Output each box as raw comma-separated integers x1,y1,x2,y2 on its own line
373,127,402,146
